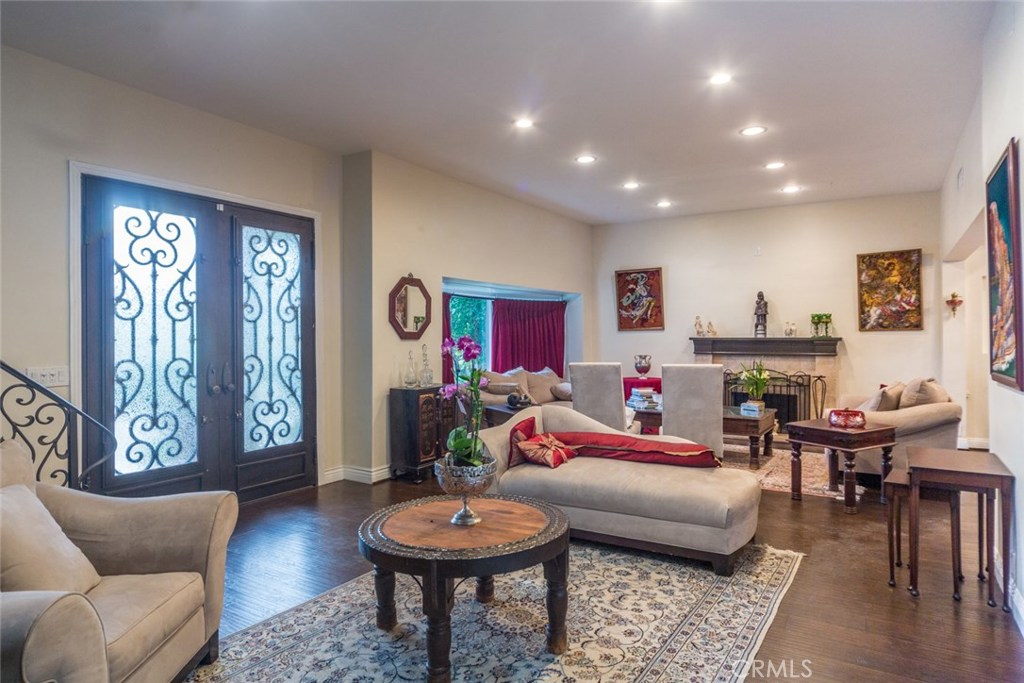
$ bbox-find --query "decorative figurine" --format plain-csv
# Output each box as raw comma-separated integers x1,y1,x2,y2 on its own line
706,321,718,337
694,316,705,337
753,291,768,338
784,321,797,337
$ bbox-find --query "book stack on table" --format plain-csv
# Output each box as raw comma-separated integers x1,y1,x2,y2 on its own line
626,387,660,411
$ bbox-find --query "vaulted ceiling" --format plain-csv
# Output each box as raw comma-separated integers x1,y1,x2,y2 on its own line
1,1,993,224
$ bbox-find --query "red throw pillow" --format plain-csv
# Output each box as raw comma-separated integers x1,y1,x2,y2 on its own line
508,417,536,468
517,433,576,469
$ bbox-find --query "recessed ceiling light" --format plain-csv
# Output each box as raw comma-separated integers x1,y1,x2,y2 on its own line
709,73,732,85
765,161,786,170
781,185,802,194
513,118,534,129
656,199,672,208
575,154,597,164
740,126,767,136
623,181,640,190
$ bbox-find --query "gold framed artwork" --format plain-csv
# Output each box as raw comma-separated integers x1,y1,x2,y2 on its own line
615,267,664,331
856,249,923,331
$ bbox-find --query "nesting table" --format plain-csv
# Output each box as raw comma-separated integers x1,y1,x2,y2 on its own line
907,447,1015,611
358,494,570,682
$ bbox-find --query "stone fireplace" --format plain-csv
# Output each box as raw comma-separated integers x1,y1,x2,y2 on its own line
691,337,842,425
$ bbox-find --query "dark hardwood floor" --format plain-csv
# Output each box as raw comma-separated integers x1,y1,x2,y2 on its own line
221,478,1024,681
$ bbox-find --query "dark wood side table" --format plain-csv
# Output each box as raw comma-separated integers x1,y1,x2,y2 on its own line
483,402,527,428
722,406,777,469
358,495,570,683
786,418,896,513
907,447,1014,611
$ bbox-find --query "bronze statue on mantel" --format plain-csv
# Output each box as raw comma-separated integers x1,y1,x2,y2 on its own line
753,291,768,338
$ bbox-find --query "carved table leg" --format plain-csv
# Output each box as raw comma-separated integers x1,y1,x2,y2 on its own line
748,435,761,470
763,430,774,458
909,476,921,598
423,573,455,683
880,446,894,503
790,441,803,501
476,576,494,603
978,493,987,581
373,566,397,631
543,546,570,655
843,450,857,514
987,488,997,608
895,493,903,567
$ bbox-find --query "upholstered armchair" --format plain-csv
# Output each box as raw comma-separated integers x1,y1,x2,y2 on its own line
1,440,238,683
661,364,725,457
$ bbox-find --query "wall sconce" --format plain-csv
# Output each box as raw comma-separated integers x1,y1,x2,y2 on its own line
945,292,964,317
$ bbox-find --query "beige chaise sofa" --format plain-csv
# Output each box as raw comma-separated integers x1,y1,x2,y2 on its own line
478,405,761,575
0,441,238,683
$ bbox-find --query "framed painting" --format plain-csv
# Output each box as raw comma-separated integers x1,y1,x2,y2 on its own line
856,248,923,331
615,267,664,331
985,138,1023,390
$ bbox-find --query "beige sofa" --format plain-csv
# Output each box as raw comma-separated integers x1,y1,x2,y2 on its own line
0,441,238,683
837,380,962,476
479,367,573,407
478,405,761,575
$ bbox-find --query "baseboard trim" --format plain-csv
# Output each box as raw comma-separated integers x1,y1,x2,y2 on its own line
320,466,346,485
993,549,1023,638
959,437,990,450
320,464,392,485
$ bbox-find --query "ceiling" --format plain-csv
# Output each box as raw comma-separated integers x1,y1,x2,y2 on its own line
0,1,993,225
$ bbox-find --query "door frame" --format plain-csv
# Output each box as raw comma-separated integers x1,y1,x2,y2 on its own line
68,160,326,486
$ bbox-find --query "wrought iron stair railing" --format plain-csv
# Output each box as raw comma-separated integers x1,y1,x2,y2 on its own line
1,360,116,490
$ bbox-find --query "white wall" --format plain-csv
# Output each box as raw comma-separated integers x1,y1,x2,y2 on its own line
594,193,943,397
352,152,595,481
0,47,346,477
981,2,1024,619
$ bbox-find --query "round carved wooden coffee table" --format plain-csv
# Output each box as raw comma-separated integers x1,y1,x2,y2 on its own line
358,494,570,683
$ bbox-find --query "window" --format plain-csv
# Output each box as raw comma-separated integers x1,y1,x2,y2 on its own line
448,295,492,368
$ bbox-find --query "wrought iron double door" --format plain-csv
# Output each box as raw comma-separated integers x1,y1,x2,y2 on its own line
82,176,317,501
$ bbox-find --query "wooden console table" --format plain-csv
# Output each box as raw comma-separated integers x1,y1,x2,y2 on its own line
786,418,896,513
907,447,1015,611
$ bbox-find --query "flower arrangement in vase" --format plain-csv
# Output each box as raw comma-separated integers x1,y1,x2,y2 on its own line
738,360,770,416
435,335,497,525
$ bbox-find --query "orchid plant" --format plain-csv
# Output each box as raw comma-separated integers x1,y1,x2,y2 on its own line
440,335,488,467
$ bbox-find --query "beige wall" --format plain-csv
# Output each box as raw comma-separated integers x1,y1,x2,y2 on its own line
353,151,595,481
0,47,345,477
940,1,1024,624
594,192,943,401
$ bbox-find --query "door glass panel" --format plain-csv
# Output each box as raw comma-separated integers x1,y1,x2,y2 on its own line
112,206,198,475
242,226,303,451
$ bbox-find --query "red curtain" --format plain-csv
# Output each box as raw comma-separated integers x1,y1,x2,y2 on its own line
491,299,567,375
442,292,454,384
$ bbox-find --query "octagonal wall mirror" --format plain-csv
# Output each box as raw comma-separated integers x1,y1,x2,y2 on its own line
388,273,432,339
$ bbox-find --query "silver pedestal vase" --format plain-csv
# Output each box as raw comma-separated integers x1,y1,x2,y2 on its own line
433,453,497,525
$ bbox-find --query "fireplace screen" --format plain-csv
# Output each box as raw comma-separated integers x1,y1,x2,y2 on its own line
723,369,826,431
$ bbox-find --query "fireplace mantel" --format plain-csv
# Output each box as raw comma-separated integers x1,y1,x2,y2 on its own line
690,337,841,357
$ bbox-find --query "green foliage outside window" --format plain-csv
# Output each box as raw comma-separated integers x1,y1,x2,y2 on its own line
449,296,490,369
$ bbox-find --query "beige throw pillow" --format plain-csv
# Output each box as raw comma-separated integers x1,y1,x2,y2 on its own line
877,382,906,411
856,390,884,412
0,484,102,593
527,367,564,405
551,381,573,401
484,382,519,396
482,369,532,402
900,378,950,408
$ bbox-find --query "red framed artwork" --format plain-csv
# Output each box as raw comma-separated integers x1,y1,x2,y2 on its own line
615,267,664,331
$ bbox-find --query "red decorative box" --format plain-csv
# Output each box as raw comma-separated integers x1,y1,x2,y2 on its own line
828,409,866,429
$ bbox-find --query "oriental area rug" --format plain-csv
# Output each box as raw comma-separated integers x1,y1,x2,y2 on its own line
721,442,845,499
189,542,802,683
